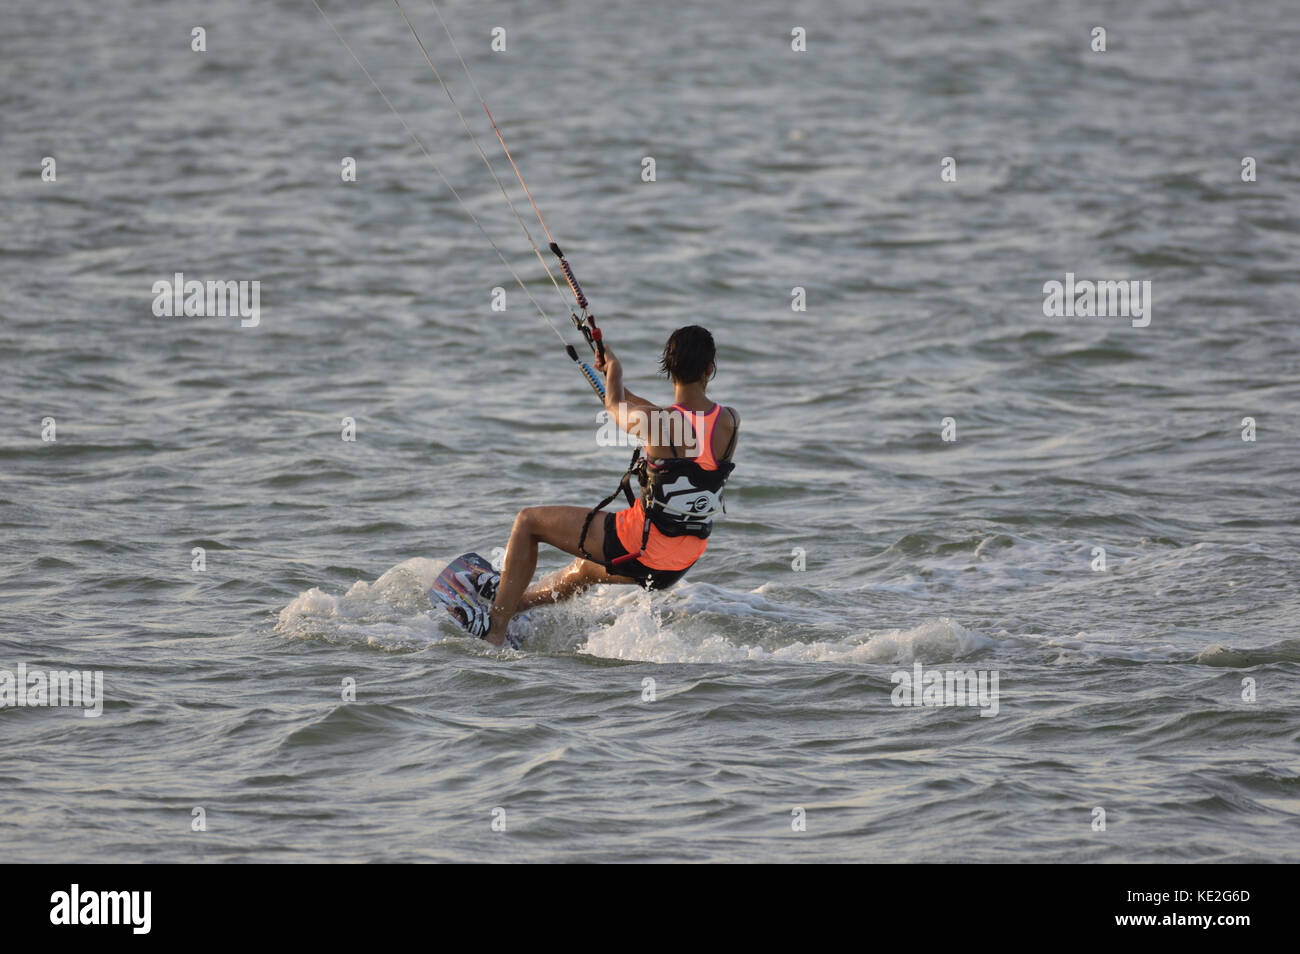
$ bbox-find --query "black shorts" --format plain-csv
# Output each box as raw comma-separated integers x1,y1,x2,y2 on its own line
601,512,692,591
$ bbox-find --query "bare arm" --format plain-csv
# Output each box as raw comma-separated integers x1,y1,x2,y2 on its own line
595,345,659,444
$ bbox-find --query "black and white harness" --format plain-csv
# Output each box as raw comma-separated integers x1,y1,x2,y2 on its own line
580,407,738,569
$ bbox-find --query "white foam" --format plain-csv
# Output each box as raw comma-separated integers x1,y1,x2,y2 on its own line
276,558,1000,666
575,583,994,665
275,557,458,651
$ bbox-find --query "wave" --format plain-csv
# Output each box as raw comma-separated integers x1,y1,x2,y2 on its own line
274,557,1001,666
275,553,1296,670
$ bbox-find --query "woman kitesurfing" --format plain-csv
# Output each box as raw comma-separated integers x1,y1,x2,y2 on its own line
311,0,740,646
461,328,740,645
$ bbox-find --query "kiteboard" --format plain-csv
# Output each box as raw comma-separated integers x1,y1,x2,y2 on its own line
428,552,530,649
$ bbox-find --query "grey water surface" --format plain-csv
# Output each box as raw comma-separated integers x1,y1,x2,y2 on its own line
1,0,1298,862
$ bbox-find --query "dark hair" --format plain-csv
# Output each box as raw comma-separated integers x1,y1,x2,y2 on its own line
659,325,716,384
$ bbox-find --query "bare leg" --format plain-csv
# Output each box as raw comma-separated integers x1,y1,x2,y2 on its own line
519,557,639,611
485,506,636,645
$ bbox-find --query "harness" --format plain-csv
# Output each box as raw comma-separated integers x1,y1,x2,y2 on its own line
580,407,738,568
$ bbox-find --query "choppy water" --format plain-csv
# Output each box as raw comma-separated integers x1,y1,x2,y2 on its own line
2,0,1298,862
